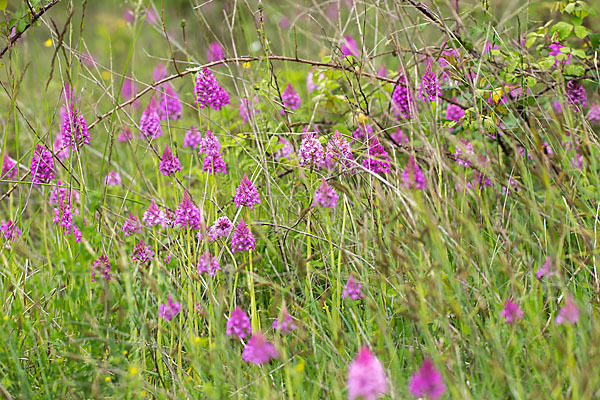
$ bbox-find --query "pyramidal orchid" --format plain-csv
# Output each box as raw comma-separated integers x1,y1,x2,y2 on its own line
139,97,163,139
92,255,112,282
341,35,359,57
418,61,441,102
206,41,224,62
501,299,523,323
314,178,339,209
158,294,181,321
1,155,17,180
272,310,298,333
122,213,142,237
226,307,251,339
118,126,134,142
30,144,55,184
342,275,363,300
362,137,391,174
234,174,261,210
231,218,255,253
143,200,167,227
199,129,227,175
347,347,388,400
132,240,155,264
61,85,90,150
104,170,122,186
173,191,203,230
1,220,21,242
183,125,202,148
536,257,554,279
556,295,580,325
298,133,325,168
281,83,301,114
194,67,230,111
242,331,279,365
208,216,233,241
408,358,446,399
401,155,426,190
159,144,182,177
197,252,221,276
158,83,182,120
326,130,354,168
274,138,294,161
392,75,413,119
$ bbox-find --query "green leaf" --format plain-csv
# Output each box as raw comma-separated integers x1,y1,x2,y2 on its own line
0,0,7,10
564,3,575,13
321,56,331,63
551,22,573,40
564,64,585,76
574,25,588,39
526,77,537,87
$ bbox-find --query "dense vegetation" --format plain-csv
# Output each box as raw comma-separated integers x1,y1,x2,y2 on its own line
1,0,600,398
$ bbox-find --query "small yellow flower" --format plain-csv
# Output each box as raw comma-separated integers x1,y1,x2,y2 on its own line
105,376,111,382
243,62,251,69
129,367,138,375
101,71,111,81
194,336,201,343
295,359,305,373
322,304,329,311
44,39,52,47
3,315,8,321
122,350,128,356
357,113,368,125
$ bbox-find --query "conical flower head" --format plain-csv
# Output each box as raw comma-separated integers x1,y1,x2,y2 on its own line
132,240,155,264
143,200,167,227
199,129,222,157
274,138,294,161
272,311,298,333
341,35,359,57
392,75,413,119
501,299,523,323
153,64,167,81
207,41,224,62
326,130,354,168
118,126,134,142
226,307,251,338
203,153,227,175
231,218,255,253
418,62,441,102
208,216,233,241
446,100,465,122
61,104,90,150
139,97,163,139
362,137,391,174
353,123,373,142
183,125,202,148
159,83,182,120
454,138,474,168
242,331,279,365
314,178,339,209
92,255,112,282
536,256,554,279
281,83,301,112
408,358,446,399
1,219,21,242
234,174,261,210
104,170,122,186
556,295,580,325
194,67,230,111
30,144,55,184
1,155,17,180
401,155,426,190
298,133,325,168
173,191,202,230
197,252,221,276
347,347,388,400
122,213,143,237
343,274,364,300
159,144,182,177
158,294,181,321
566,80,587,109
240,96,261,124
